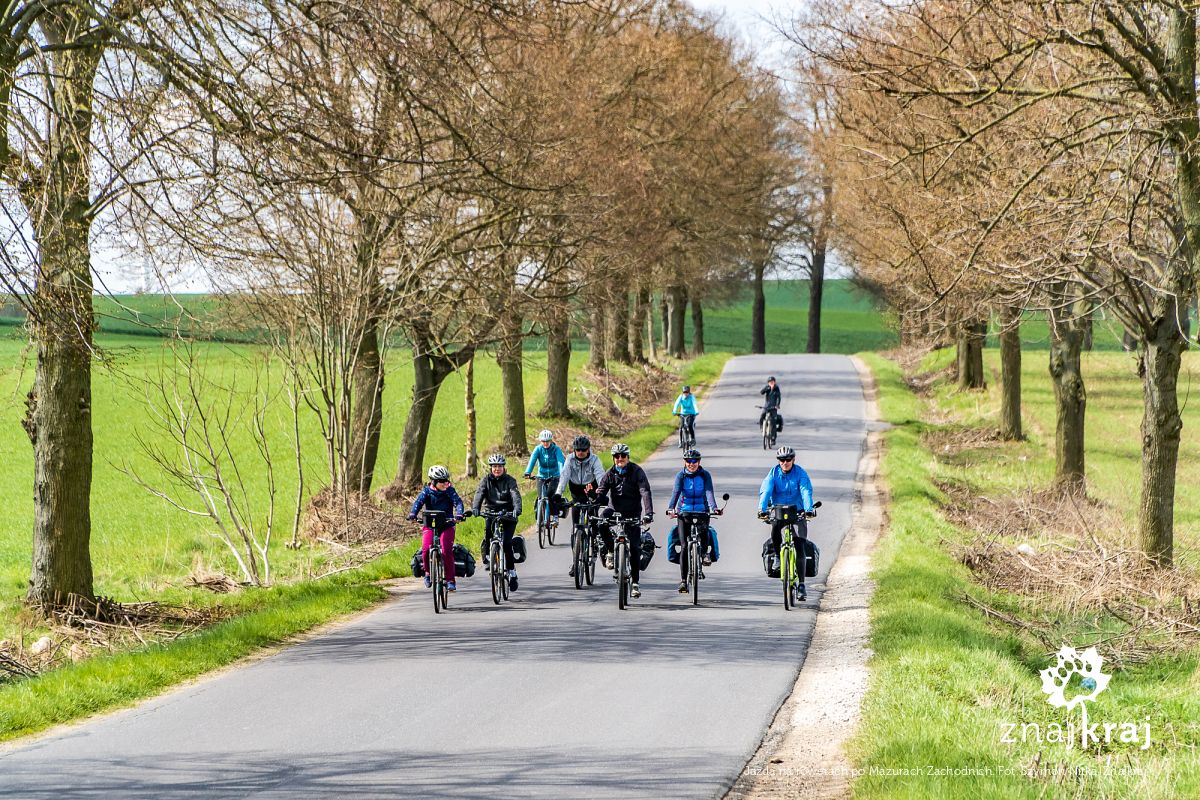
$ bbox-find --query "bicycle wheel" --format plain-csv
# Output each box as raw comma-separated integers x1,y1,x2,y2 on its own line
571,528,585,590
762,419,770,450
537,500,547,549
585,534,596,585
689,539,701,606
547,511,557,546
431,549,443,614
490,540,503,605
617,542,629,610
781,544,794,611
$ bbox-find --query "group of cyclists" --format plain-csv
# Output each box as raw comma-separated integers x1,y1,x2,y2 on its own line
407,374,815,602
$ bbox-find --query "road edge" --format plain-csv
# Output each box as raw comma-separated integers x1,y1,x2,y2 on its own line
725,354,886,800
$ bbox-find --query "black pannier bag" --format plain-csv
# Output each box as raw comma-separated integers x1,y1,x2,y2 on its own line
511,534,528,564
775,414,784,432
761,539,780,578
410,550,425,578
452,543,476,578
802,538,820,578
638,530,656,570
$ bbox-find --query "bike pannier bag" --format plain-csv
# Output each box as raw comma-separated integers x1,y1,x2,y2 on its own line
638,530,656,570
452,543,476,578
667,527,681,564
511,534,528,564
769,504,798,525
775,414,784,433
709,526,720,562
802,538,820,578
410,550,425,578
761,539,780,578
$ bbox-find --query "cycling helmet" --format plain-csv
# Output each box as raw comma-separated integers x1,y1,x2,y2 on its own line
681,385,691,393
767,375,776,381
611,442,631,456
775,446,795,460
538,429,554,442
487,453,506,466
428,464,451,481
571,435,591,452
682,448,701,460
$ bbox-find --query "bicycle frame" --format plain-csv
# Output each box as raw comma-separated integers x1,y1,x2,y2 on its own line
422,509,451,613
480,509,511,605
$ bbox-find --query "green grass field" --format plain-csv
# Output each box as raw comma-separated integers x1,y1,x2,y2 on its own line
849,350,1200,798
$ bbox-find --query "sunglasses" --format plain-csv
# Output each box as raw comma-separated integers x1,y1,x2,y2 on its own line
777,457,794,463
613,454,629,460
684,458,700,464
434,478,451,485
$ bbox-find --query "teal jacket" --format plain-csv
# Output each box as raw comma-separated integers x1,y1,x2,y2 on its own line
673,394,698,416
525,443,565,478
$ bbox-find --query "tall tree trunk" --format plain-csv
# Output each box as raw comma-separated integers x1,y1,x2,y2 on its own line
607,291,631,364
1137,311,1186,565
667,285,687,358
999,306,1023,441
629,289,648,363
690,295,704,355
1048,292,1086,492
464,355,478,479
956,320,986,389
588,303,607,372
542,303,571,417
497,333,528,455
751,261,766,354
1081,300,1095,352
659,294,669,351
345,319,384,495
25,33,103,608
806,244,827,354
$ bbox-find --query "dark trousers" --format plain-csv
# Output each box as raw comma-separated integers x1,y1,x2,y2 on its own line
677,514,711,580
680,414,696,440
567,484,598,529
483,515,518,570
598,510,641,584
770,518,808,578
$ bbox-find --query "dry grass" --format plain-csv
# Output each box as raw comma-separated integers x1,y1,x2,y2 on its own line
304,489,411,545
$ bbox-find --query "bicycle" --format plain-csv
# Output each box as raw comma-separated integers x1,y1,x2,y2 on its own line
567,500,601,590
670,493,728,606
675,412,697,450
602,512,643,609
531,476,560,549
418,509,453,613
478,508,514,605
756,405,780,450
763,501,821,610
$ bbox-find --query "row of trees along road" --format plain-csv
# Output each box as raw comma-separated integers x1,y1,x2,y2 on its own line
796,1,1200,565
2,0,828,610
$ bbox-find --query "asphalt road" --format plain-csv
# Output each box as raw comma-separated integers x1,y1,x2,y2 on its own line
0,354,867,800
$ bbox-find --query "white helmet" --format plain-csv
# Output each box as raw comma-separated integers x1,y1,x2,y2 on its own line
538,429,554,442
487,453,507,466
428,465,451,482
775,446,795,461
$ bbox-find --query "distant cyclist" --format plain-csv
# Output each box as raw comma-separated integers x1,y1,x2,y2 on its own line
524,429,565,516
758,375,781,429
666,448,721,593
407,465,466,591
473,454,523,591
595,443,653,599
757,445,814,593
558,434,605,578
673,385,698,445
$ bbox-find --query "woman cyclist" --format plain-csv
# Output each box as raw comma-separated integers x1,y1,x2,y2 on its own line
473,454,523,591
666,448,721,594
407,465,466,591
673,385,699,446
524,429,565,518
558,435,605,578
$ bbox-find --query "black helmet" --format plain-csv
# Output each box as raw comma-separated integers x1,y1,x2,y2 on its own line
682,385,691,393
767,376,776,381
683,448,701,460
571,435,591,452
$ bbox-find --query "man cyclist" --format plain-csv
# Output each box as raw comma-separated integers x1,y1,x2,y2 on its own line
473,454,523,591
595,443,653,599
666,448,721,593
673,385,699,445
524,429,565,519
757,445,815,596
758,375,782,430
558,435,605,578
407,465,466,591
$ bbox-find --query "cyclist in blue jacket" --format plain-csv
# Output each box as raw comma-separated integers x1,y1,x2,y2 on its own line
524,429,565,515
673,385,699,445
758,445,814,576
666,448,721,593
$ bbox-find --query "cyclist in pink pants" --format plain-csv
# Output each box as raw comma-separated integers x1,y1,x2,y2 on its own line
407,465,466,590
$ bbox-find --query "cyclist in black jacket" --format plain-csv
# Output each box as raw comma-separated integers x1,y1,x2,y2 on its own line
595,442,653,599
758,375,782,428
473,454,523,591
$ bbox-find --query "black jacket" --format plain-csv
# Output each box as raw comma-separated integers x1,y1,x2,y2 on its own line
760,383,781,409
472,473,522,516
595,463,653,517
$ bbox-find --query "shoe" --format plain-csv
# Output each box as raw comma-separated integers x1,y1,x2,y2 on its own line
568,564,576,577
509,575,518,591
702,554,712,566
678,581,688,593
447,581,457,592
603,554,613,570
798,583,807,601
424,575,432,588
631,583,641,599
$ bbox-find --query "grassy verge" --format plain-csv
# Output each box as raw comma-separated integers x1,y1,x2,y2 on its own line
849,352,1199,799
0,347,731,742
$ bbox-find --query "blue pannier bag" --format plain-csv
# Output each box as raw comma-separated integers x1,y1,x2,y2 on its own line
667,525,720,564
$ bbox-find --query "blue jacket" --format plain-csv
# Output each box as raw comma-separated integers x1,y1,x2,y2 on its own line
408,483,465,525
673,394,698,416
758,464,813,514
668,468,717,513
525,443,565,478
